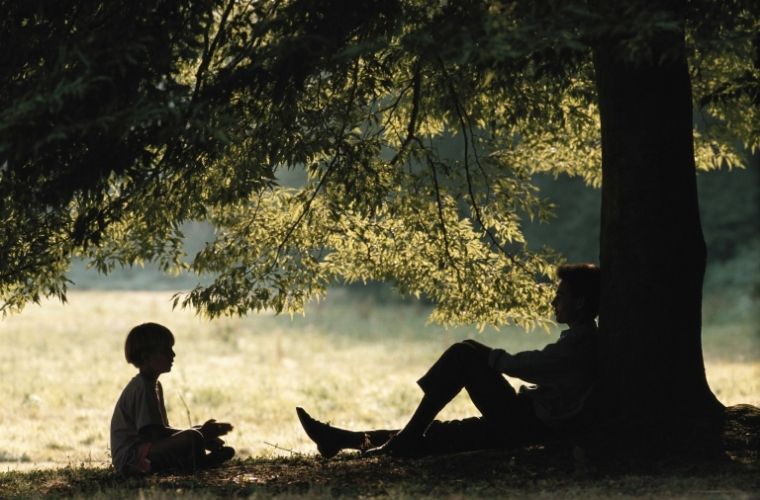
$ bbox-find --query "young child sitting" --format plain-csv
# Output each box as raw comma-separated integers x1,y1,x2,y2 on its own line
110,322,235,475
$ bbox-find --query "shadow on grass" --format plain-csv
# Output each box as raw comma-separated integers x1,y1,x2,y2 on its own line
3,443,758,499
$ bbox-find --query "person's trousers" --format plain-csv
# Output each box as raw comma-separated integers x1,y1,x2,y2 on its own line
414,340,547,454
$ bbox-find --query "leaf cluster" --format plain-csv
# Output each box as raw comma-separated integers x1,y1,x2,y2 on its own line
1,0,756,327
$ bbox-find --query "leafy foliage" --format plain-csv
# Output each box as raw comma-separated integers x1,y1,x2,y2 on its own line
1,0,758,327
0,0,226,308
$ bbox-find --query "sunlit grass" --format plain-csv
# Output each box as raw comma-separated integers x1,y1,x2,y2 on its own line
0,290,757,471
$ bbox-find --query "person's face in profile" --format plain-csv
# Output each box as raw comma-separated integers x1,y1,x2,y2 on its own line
551,280,584,326
143,343,175,377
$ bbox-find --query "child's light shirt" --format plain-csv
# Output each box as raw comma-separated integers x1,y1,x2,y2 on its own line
110,373,169,473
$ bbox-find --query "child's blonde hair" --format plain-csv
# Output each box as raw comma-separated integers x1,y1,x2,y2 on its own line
124,322,174,368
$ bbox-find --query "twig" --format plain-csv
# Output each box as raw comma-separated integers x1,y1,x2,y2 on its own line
388,61,422,167
269,61,362,268
436,57,518,265
263,441,302,456
193,0,237,102
217,0,267,75
465,103,492,203
178,393,194,427
414,137,463,288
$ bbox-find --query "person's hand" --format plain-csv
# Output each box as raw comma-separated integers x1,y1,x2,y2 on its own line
205,435,226,452
200,419,233,438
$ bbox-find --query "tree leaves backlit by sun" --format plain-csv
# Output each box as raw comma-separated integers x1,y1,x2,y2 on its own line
1,0,757,328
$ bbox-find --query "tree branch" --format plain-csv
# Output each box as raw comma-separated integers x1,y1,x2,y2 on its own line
417,137,463,287
270,61,362,265
192,0,237,102
436,57,517,264
216,0,264,73
388,61,422,167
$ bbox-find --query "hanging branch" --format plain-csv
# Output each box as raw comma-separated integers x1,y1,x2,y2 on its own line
269,61,362,266
377,79,414,123
464,104,493,204
417,137,464,289
217,0,276,76
109,2,240,233
388,60,422,167
271,157,337,264
192,0,237,102
436,57,517,264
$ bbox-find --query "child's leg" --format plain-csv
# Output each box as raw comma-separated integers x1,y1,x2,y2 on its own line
147,429,205,472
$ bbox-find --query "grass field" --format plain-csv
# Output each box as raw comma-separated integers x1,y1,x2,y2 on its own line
1,290,757,468
0,290,758,497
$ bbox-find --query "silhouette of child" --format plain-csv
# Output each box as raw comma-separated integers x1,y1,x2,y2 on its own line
110,322,234,475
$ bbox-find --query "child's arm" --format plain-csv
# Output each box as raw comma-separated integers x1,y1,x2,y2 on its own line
138,424,180,442
139,421,231,441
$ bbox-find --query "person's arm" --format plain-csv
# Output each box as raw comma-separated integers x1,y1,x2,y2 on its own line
134,377,174,442
138,424,175,442
488,336,577,383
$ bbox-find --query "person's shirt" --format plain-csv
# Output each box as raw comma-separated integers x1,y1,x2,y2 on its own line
488,320,598,426
110,372,169,473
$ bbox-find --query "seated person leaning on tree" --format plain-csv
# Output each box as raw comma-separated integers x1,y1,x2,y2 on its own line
297,264,600,457
110,322,235,475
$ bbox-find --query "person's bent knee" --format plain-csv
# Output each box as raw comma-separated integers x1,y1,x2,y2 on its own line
461,339,490,350
447,341,483,358
174,428,205,450
178,429,206,465
444,342,469,356
445,341,491,367
148,428,205,471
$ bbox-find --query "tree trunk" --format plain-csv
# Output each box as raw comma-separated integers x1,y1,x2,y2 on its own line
591,22,724,449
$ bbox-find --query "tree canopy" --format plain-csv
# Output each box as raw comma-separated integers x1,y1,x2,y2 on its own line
1,0,757,327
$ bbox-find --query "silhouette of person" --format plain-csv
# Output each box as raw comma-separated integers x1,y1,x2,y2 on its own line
297,264,600,457
110,322,235,475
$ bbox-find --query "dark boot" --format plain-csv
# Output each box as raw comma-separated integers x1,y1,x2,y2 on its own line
296,407,366,458
362,393,446,458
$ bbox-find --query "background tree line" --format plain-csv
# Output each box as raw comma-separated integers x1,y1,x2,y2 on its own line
67,164,759,308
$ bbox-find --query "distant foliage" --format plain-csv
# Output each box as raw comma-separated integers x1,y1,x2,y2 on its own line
1,0,758,327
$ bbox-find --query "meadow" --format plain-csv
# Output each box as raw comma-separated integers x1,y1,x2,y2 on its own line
0,288,758,497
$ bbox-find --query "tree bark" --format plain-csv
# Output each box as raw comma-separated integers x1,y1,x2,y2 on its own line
591,22,724,448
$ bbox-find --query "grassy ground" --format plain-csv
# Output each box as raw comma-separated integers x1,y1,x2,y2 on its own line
0,290,758,497
2,448,759,499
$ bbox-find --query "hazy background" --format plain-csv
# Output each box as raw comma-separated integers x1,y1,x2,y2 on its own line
66,163,760,322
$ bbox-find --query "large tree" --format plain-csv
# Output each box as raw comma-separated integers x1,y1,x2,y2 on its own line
1,0,758,452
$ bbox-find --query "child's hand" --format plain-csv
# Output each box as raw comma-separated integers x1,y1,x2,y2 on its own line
205,436,226,451
200,419,233,438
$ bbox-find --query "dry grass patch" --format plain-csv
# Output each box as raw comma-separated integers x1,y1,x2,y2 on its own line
0,290,757,473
